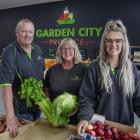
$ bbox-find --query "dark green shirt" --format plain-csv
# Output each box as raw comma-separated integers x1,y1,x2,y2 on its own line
79,60,140,126
0,41,45,114
45,63,86,100
45,63,87,124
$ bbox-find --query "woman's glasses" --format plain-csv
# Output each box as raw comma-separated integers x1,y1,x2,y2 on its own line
61,47,74,51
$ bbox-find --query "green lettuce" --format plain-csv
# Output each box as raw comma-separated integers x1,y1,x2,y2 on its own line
51,92,78,126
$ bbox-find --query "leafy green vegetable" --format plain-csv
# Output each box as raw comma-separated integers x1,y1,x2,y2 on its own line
51,92,78,126
19,78,45,106
19,78,78,127
19,77,52,122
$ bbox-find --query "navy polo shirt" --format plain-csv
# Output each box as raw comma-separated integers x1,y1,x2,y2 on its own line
0,41,45,114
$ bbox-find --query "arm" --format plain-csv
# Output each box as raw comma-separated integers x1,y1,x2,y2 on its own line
77,63,99,135
132,64,140,117
2,86,19,137
0,46,20,137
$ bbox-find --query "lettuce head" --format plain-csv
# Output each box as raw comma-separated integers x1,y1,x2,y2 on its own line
51,92,78,126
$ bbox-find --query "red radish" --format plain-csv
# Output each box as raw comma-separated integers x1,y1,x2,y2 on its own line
113,133,120,140
104,130,112,138
104,125,111,131
95,120,102,126
95,128,104,136
127,133,135,139
111,127,118,134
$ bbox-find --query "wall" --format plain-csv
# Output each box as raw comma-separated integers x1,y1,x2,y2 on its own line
0,0,140,59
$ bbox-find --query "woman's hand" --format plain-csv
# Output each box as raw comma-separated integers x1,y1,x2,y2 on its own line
77,120,88,136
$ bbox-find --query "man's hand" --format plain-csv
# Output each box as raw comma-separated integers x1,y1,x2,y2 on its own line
77,120,88,136
2,86,21,137
6,116,21,137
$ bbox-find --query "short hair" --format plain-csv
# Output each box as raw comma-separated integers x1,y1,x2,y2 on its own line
55,38,82,64
15,18,35,33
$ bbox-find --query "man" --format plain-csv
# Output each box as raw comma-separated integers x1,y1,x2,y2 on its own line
0,19,45,137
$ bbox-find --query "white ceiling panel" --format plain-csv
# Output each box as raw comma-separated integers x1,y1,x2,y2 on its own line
0,0,63,10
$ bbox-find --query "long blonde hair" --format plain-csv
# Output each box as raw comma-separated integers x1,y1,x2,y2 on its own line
98,19,134,96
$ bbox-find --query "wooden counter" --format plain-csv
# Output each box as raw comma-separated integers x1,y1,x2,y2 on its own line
1,118,77,140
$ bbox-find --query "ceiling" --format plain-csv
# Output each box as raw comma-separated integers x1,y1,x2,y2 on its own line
0,0,63,10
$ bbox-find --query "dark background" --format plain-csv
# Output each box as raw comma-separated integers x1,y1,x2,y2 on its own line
0,0,139,59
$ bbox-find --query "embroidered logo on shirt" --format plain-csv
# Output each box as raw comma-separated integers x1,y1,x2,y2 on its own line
71,76,81,81
36,56,42,60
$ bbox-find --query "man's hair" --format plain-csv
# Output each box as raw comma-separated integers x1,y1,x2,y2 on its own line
15,18,34,33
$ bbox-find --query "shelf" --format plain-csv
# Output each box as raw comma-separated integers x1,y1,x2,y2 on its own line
131,46,140,48
133,62,140,66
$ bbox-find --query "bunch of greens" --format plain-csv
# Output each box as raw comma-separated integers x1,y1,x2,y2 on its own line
19,78,78,127
19,77,52,121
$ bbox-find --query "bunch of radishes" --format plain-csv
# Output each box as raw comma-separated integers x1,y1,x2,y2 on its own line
85,121,140,140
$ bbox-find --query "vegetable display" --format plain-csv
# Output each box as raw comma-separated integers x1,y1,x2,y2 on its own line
19,77,78,127
84,121,140,140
